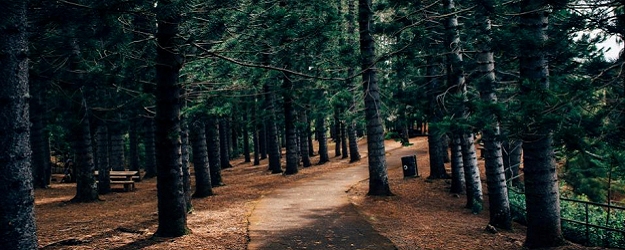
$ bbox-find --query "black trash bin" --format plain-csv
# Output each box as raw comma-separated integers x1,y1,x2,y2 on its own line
401,155,419,178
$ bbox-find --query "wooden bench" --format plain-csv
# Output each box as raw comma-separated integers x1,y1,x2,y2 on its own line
110,180,135,192
94,170,138,192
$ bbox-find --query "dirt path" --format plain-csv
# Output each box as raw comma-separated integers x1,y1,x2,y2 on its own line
248,139,413,250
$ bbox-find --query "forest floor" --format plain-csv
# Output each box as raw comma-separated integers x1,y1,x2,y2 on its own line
35,137,609,250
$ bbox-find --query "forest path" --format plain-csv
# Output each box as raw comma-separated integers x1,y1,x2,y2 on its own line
248,139,416,250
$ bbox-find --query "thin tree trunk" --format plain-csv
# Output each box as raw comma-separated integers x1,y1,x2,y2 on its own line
129,122,141,180
341,120,349,159
206,115,223,187
307,112,315,157
475,0,511,228
359,0,391,196
450,134,465,194
334,109,342,157
298,111,312,167
143,119,157,178
243,112,251,163
252,97,260,165
181,118,192,213
259,121,267,160
30,85,50,188
442,135,451,163
345,0,360,164
461,134,483,213
520,0,563,246
190,120,213,198
426,60,449,179
0,2,38,246
109,125,125,171
264,83,283,174
154,1,188,236
71,117,99,202
283,77,299,175
219,118,232,169
503,140,523,188
230,116,239,158
96,125,111,195
316,115,330,165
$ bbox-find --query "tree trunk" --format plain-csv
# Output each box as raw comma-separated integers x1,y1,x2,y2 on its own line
461,134,483,213
219,118,232,169
129,122,141,181
264,83,283,174
503,140,522,188
206,115,223,187
475,1,511,228
143,119,157,178
0,2,39,246
190,120,213,198
298,111,312,167
243,113,251,163
359,0,391,196
96,125,111,195
109,125,125,171
341,121,349,159
71,117,99,202
348,121,360,162
154,0,188,236
30,85,50,189
520,0,563,246
181,118,192,213
230,116,239,158
441,135,451,163
334,109,342,157
283,77,299,175
307,112,315,157
346,0,361,163
426,60,449,179
450,134,465,194
259,121,267,159
316,115,330,164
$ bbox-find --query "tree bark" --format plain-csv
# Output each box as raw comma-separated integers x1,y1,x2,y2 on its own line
359,0,392,196
334,109,342,157
30,85,51,189
206,115,223,187
71,117,99,202
307,112,315,157
503,140,523,188
426,61,449,179
316,114,330,164
96,125,111,195
283,77,299,175
341,120,349,159
259,122,267,160
520,0,563,246
298,111,312,167
0,2,39,246
143,119,157,178
474,1,511,228
230,116,239,158
450,134,465,194
181,118,192,213
109,125,125,171
243,112,251,163
190,120,213,198
129,122,141,181
219,118,232,169
264,83,283,173
461,134,483,213
154,0,188,236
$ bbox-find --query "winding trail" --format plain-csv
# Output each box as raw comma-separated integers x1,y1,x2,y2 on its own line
248,140,412,250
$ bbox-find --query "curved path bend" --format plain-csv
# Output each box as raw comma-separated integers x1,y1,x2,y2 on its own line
248,141,412,250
